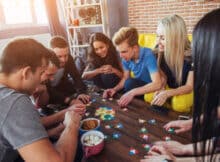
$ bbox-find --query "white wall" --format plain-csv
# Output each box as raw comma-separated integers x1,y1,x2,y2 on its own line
0,33,51,55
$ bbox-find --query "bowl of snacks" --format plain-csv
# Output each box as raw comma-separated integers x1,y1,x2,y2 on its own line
79,118,100,135
81,130,104,157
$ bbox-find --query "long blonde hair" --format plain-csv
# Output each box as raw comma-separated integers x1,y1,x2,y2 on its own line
159,15,191,85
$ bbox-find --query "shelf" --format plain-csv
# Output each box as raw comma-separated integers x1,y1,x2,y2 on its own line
65,3,101,9
68,24,103,29
71,44,90,48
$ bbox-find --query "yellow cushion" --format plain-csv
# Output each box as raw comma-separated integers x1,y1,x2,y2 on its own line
138,33,192,49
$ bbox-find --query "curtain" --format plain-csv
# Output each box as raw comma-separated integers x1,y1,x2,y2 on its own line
44,0,67,38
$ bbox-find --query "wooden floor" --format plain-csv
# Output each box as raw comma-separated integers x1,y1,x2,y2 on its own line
84,90,191,162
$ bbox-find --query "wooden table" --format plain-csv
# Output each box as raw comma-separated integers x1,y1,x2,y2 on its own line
84,91,191,162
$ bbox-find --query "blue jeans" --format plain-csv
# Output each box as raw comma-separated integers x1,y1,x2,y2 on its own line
124,78,147,99
93,73,120,89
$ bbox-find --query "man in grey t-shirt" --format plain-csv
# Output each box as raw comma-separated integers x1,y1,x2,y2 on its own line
0,38,82,162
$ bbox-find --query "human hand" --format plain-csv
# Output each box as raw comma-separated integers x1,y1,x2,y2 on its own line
102,65,113,74
103,88,116,98
67,103,86,116
118,91,135,107
141,145,176,162
76,94,90,104
164,119,192,134
154,141,189,156
63,111,82,128
151,90,169,106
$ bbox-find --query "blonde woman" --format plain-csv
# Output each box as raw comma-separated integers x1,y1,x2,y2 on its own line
144,15,193,113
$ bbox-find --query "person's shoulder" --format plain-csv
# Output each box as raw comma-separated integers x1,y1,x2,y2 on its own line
0,86,27,101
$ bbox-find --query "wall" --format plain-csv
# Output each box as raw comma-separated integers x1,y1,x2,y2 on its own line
0,33,51,54
128,0,220,34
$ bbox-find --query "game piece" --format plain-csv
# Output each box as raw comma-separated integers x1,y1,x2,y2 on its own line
100,114,114,121
139,127,148,133
104,135,110,141
85,112,90,117
140,134,149,141
105,124,112,129
168,128,175,134
138,118,146,124
109,97,113,101
112,132,121,139
115,123,123,129
102,98,106,102
86,103,91,106
163,136,171,141
148,119,156,125
142,144,151,152
122,108,128,111
91,98,96,102
129,147,138,155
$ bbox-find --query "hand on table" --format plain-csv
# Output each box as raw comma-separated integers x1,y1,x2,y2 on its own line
154,141,188,156
151,90,169,106
76,94,90,104
140,145,176,162
164,119,192,134
118,90,135,107
103,88,116,98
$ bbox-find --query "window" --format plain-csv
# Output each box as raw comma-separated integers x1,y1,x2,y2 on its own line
0,0,49,39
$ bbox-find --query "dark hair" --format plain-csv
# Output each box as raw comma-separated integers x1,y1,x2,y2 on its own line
88,32,122,71
47,49,60,68
49,36,68,49
0,38,50,74
192,8,220,161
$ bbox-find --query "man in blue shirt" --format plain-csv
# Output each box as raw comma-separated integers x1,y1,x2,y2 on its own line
103,27,162,107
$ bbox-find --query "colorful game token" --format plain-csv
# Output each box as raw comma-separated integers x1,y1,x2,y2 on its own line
138,118,146,124
101,114,115,121
122,108,128,111
142,144,151,152
85,112,90,117
104,135,110,141
102,98,107,102
109,97,113,101
140,134,149,140
148,119,156,125
112,132,121,139
105,124,112,129
168,128,175,134
91,98,96,102
115,123,123,129
164,136,171,141
129,147,138,155
139,127,148,133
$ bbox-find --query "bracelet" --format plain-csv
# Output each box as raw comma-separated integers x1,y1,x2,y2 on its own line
162,159,173,162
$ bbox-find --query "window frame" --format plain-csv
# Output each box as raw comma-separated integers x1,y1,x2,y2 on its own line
0,0,49,39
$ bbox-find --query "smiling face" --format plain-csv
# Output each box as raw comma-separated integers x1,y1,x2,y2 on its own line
93,41,109,58
156,22,166,52
53,47,69,68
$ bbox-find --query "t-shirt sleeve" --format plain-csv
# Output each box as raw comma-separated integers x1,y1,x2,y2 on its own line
122,60,130,71
2,95,48,149
145,49,158,74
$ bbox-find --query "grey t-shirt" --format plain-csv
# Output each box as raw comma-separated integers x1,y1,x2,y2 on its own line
0,85,48,162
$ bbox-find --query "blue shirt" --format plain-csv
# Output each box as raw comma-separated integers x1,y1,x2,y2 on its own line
122,48,158,83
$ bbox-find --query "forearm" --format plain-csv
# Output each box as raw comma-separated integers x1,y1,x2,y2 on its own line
82,69,99,80
113,78,126,92
55,124,79,162
166,85,193,98
47,123,65,138
131,81,162,96
176,153,220,162
112,67,123,78
41,109,67,128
